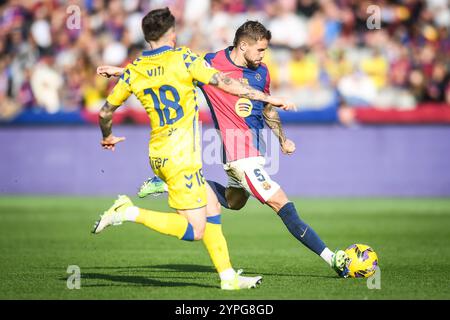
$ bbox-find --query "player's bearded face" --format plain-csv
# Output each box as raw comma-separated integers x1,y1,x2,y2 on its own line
243,39,269,69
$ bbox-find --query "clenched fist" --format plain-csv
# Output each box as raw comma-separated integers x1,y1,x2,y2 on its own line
281,139,296,155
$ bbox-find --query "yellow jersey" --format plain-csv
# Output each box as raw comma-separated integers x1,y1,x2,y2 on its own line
106,45,218,158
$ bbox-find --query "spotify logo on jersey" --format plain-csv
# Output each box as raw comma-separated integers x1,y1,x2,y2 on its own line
235,98,253,118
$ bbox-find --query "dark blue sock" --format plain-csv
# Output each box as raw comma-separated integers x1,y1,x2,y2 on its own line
278,202,326,255
181,223,194,241
207,180,229,209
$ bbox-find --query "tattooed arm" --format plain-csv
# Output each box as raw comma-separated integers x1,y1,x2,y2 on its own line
263,103,286,144
209,72,294,110
263,103,296,155
97,67,294,110
98,101,125,151
97,66,125,78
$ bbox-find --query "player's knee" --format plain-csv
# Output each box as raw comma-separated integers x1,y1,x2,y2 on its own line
267,189,289,213
193,226,205,240
207,200,221,215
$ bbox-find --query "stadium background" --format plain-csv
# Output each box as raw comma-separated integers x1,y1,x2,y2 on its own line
1,0,449,197
0,0,449,300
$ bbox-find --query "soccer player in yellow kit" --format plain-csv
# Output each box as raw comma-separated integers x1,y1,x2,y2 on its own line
92,7,293,290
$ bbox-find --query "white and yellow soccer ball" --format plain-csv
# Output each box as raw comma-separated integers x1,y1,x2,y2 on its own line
344,244,379,278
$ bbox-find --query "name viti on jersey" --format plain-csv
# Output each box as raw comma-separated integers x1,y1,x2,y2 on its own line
147,65,164,77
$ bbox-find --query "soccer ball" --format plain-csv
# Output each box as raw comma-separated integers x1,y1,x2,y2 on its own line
344,244,378,278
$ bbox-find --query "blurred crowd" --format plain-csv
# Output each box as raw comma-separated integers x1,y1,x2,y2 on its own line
0,0,449,120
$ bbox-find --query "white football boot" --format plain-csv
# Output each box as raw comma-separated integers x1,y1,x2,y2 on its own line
92,195,133,234
220,269,262,290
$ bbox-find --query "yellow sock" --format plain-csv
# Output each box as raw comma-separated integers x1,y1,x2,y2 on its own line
202,215,232,273
135,208,194,241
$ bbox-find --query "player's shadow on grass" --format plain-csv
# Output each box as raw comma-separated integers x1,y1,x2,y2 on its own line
256,271,337,279
61,272,216,289
148,264,215,273
150,264,336,279
77,264,336,279
144,264,337,279
79,264,215,273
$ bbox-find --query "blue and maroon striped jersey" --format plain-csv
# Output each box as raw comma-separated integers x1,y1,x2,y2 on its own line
200,47,271,163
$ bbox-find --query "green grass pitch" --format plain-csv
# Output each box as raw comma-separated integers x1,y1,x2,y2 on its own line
0,196,449,300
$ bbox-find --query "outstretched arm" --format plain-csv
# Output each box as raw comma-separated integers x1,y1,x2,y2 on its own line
97,67,294,110
96,66,294,111
99,101,125,151
97,66,125,78
209,72,295,110
263,103,296,155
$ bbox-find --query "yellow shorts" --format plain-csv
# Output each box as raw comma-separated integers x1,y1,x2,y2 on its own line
149,154,207,210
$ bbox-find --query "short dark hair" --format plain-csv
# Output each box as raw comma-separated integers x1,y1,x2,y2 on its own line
233,21,271,47
141,7,175,42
